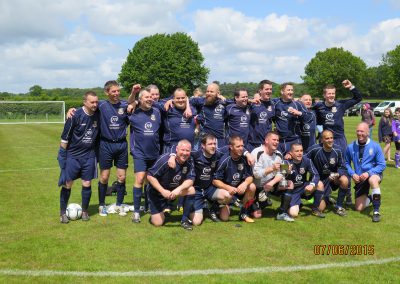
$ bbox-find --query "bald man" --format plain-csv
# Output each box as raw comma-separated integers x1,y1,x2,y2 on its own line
345,122,386,222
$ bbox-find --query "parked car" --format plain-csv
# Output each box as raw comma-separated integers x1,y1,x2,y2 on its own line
374,101,400,116
347,102,379,116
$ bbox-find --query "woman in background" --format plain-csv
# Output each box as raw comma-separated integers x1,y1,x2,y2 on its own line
361,103,375,138
378,108,393,161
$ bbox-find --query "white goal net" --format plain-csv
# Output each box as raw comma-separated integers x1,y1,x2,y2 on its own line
0,101,65,124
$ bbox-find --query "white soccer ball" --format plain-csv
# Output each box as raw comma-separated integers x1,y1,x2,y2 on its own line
66,203,82,220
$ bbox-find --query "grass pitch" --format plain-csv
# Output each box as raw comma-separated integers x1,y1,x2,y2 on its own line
0,117,399,283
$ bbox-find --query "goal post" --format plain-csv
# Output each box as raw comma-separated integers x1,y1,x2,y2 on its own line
0,101,65,124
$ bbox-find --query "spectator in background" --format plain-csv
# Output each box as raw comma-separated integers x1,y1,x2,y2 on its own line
378,108,393,162
361,103,375,138
392,108,400,168
192,87,204,98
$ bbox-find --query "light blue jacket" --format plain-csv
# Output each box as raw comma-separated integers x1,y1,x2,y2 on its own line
345,138,386,176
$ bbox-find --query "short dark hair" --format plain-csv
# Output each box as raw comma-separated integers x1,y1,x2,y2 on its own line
104,80,119,92
201,133,216,145
229,135,243,146
290,143,303,151
258,80,273,91
234,88,248,98
83,91,97,100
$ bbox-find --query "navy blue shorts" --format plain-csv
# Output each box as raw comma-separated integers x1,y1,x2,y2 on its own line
148,187,170,214
278,137,301,155
335,136,348,156
99,140,128,170
194,186,218,211
133,158,156,173
65,156,97,182
354,174,382,198
321,177,339,198
290,187,305,207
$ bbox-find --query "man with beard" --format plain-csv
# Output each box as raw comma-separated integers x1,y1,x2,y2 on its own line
192,83,228,148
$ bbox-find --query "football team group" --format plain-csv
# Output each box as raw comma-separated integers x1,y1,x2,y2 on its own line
57,79,389,230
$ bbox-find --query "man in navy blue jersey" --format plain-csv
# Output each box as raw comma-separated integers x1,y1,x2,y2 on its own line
129,88,162,223
271,82,312,155
299,93,317,152
192,83,228,148
286,143,322,220
147,139,196,230
248,80,275,152
160,88,196,154
313,79,362,205
58,91,99,223
213,135,256,223
306,130,349,217
225,88,251,147
188,134,232,224
94,81,139,217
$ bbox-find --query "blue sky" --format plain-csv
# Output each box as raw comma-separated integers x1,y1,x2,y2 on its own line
1,0,399,93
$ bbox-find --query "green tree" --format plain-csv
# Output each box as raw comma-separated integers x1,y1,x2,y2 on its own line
119,32,209,97
381,45,400,96
29,85,44,97
302,47,367,98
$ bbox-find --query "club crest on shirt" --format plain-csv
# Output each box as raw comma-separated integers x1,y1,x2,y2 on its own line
173,175,182,183
118,108,124,115
215,104,224,113
150,114,156,121
93,121,97,128
330,158,336,165
331,107,337,113
110,116,118,123
267,106,272,111
211,161,216,168
238,163,244,171
182,167,188,174
369,148,373,155
299,168,305,174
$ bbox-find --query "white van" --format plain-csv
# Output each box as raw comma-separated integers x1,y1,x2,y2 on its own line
374,101,400,116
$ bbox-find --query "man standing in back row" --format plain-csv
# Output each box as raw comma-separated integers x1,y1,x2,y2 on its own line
313,79,362,205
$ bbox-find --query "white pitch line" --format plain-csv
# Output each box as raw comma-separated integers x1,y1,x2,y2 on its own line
0,256,399,278
0,167,58,173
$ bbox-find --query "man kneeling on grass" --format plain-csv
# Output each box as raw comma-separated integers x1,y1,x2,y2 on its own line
212,135,256,223
147,139,196,230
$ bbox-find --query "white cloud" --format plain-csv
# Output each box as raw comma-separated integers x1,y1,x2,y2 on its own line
339,18,400,66
83,0,187,36
0,28,120,92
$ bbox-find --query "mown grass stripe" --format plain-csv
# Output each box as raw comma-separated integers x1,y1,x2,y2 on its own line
1,256,399,277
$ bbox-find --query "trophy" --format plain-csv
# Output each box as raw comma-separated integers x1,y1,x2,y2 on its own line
278,161,290,188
